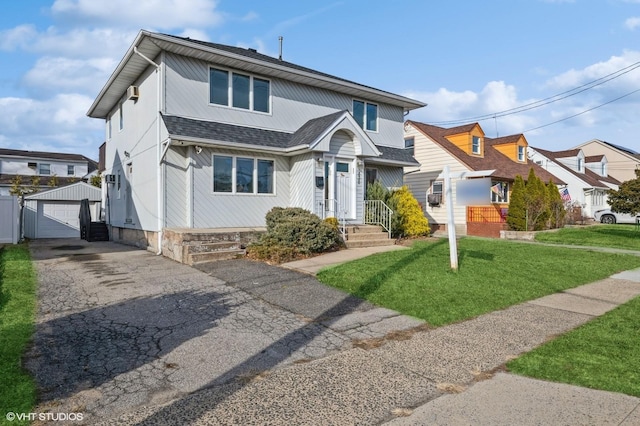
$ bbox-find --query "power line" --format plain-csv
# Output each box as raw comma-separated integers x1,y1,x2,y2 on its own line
427,60,640,126
523,87,640,132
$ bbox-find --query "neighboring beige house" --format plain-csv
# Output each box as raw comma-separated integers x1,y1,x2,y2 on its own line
403,121,562,238
573,139,640,183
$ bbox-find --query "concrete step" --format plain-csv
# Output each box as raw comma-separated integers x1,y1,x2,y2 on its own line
186,241,242,253
345,239,396,249
344,225,386,234
188,249,246,265
345,232,390,241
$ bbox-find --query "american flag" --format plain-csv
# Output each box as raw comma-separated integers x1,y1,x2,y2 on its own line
560,188,571,202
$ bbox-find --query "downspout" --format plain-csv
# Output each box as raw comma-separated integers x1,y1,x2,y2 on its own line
133,47,164,255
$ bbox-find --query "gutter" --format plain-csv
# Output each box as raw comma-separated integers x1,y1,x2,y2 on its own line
132,46,164,256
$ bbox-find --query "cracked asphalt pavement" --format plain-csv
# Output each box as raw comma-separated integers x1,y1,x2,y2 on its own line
25,240,424,424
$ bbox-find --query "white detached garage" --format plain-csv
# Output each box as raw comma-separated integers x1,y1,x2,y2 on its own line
24,182,101,239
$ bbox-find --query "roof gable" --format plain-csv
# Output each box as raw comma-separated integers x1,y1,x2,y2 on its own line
407,121,563,184
88,30,426,119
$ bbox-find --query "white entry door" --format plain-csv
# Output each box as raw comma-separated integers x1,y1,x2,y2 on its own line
324,157,355,220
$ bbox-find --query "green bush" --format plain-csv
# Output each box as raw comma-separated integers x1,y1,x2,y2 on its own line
506,175,527,231
391,186,430,237
247,207,343,263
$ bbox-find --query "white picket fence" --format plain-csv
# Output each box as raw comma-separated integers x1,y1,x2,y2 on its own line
0,196,19,244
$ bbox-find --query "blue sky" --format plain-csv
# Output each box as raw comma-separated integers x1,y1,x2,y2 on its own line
1,0,639,160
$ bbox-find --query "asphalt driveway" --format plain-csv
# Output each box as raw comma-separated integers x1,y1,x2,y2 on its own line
25,239,424,424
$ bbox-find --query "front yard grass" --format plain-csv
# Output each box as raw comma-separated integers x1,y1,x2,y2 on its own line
0,244,37,425
507,295,640,397
316,238,640,327
534,224,640,251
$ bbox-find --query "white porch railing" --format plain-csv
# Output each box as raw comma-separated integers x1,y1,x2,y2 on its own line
319,198,346,239
364,200,393,239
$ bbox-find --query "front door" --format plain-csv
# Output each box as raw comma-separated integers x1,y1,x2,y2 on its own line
324,156,355,219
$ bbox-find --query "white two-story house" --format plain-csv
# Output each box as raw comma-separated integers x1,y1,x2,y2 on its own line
0,148,97,196
87,31,425,257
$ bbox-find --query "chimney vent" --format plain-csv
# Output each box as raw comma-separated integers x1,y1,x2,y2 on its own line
278,36,283,61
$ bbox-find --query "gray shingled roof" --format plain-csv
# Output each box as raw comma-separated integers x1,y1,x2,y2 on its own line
162,114,292,149
161,114,415,164
369,145,419,165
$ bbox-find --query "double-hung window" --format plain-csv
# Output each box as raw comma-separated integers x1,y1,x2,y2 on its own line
404,137,415,155
39,163,51,175
213,155,274,194
517,146,525,162
210,68,271,113
472,136,481,154
490,181,509,203
67,165,75,176
353,100,378,132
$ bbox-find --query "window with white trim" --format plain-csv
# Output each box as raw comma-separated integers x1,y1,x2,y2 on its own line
212,155,275,194
39,163,51,175
517,145,525,162
119,103,124,131
472,136,482,154
353,100,378,132
428,180,443,206
490,181,509,203
209,67,271,113
404,137,415,155
67,165,74,176
107,117,112,140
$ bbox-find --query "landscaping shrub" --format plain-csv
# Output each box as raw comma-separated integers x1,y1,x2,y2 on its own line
247,207,343,263
391,186,430,237
506,175,527,231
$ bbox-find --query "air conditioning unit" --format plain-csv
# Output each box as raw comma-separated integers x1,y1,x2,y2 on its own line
126,85,139,100
105,174,116,184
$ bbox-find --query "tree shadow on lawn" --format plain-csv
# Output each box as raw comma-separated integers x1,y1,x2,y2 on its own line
24,289,234,404
131,239,448,425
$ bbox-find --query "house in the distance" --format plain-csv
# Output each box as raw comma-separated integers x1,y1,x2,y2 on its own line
528,147,620,219
0,148,98,196
87,30,425,261
572,139,640,183
403,121,563,238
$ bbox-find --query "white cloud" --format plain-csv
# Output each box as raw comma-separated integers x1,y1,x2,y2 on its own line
51,0,224,30
23,56,117,95
0,94,101,157
544,49,640,96
0,24,38,51
625,17,640,30
404,81,538,136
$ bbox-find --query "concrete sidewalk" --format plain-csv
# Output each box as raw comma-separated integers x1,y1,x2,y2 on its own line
108,247,640,425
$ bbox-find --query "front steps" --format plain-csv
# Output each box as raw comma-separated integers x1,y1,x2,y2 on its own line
343,225,394,248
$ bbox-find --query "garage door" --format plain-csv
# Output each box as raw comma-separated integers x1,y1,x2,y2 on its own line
37,201,80,238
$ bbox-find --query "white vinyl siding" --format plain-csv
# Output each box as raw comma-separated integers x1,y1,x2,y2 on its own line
164,54,404,149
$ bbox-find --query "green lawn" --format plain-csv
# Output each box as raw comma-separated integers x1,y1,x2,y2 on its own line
535,224,640,251
316,238,640,326
507,295,640,397
0,244,37,426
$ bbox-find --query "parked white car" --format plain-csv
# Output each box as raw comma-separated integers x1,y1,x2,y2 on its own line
593,209,639,224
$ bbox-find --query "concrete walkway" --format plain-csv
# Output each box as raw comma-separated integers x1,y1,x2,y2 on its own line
25,240,640,425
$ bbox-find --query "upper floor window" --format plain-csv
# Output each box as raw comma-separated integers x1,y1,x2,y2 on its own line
472,136,482,155
404,137,415,155
577,158,583,172
107,117,112,140
517,146,525,162
39,164,51,175
601,163,607,176
209,68,271,113
67,165,74,176
353,100,378,132
119,104,124,131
